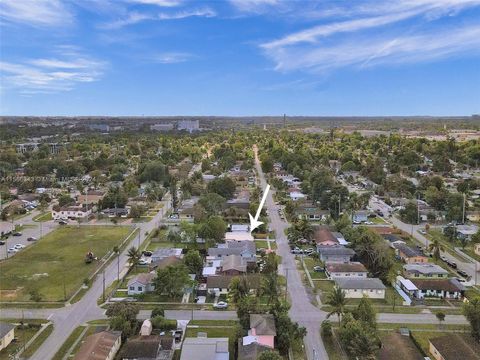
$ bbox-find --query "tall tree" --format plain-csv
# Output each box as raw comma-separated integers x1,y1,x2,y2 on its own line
463,296,480,342
127,247,140,270
326,286,348,323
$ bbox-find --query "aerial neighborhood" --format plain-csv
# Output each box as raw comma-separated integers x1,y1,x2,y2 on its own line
0,117,480,360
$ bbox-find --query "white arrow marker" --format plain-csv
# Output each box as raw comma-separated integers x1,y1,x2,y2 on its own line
249,184,270,233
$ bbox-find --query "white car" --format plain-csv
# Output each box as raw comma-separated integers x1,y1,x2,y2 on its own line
8,247,18,253
14,244,25,249
213,301,228,309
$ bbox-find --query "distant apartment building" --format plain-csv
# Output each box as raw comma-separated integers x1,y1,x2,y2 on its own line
178,119,199,133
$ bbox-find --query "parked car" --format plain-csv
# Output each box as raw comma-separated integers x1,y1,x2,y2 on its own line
419,229,427,235
27,237,38,242
213,301,228,309
8,247,18,253
447,261,457,269
440,256,448,262
142,251,153,257
12,232,22,237
0,241,5,245
58,220,68,225
457,270,469,278
14,244,25,249
138,259,148,266
313,266,324,272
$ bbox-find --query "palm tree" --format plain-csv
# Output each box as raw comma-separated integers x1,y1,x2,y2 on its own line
261,273,278,305
229,276,249,304
127,246,140,270
326,286,347,323
428,236,444,262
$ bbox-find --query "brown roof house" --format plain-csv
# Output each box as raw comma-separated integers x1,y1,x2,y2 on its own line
119,335,174,360
73,331,122,360
325,262,368,279
429,334,480,360
220,255,247,275
410,278,465,300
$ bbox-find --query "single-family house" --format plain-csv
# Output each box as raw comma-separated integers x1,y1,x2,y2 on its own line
149,255,182,271
0,323,15,351
180,336,229,360
52,204,92,220
295,205,328,221
335,278,386,299
325,262,368,279
207,275,261,297
208,241,256,262
410,278,465,299
393,243,428,264
220,255,247,275
119,335,174,360
73,331,122,360
151,248,183,263
456,225,479,242
77,191,104,205
429,334,480,360
247,314,276,349
127,273,156,296
100,208,129,217
403,263,448,279
352,211,369,224
314,227,339,247
331,232,348,245
289,189,306,201
317,246,355,263
382,234,406,248
396,276,419,299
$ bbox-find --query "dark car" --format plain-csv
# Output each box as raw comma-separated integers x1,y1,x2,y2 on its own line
12,232,22,237
142,250,153,257
27,237,38,242
59,220,67,225
448,261,457,269
0,241,5,245
457,270,469,278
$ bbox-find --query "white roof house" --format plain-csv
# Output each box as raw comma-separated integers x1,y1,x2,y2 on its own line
231,224,250,232
180,336,229,360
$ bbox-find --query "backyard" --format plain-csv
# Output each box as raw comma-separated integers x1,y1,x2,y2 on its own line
0,225,132,301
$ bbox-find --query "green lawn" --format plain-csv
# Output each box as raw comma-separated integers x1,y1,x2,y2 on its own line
32,212,53,222
21,323,54,358
0,226,131,301
303,257,327,279
0,321,48,360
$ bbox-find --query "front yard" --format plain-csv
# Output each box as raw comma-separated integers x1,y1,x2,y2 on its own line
0,225,132,301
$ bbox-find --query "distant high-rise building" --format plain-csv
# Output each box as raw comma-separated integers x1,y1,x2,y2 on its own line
178,119,200,133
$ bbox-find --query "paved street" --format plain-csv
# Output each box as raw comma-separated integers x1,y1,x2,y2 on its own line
165,310,238,321
254,145,328,360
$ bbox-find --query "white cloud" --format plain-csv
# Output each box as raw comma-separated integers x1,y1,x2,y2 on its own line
101,7,216,29
266,24,480,72
260,0,480,72
229,0,279,13
127,0,183,7
0,48,106,93
151,52,194,64
262,0,480,49
0,0,73,27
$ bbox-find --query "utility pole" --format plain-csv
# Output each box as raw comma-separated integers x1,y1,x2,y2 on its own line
102,270,106,303
285,268,289,302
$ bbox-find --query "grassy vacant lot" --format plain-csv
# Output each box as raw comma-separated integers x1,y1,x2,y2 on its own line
0,226,131,301
32,212,53,222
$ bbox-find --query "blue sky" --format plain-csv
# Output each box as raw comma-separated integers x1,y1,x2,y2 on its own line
1,0,480,116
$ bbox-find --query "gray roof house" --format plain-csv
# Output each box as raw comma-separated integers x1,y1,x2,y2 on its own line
208,241,256,260
403,263,449,279
317,246,355,263
180,336,229,360
335,278,386,299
